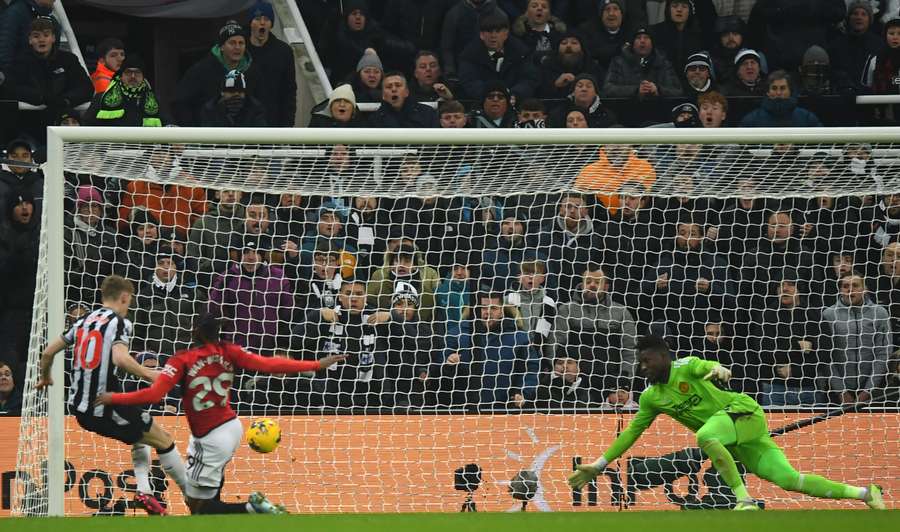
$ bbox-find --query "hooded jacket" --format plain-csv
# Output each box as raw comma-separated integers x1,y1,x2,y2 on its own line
739,96,823,127
466,317,540,408
603,45,684,98
247,32,297,126
173,46,255,126
0,197,39,310
458,34,539,99
0,168,43,223
823,295,892,393
368,245,440,321
649,0,705,73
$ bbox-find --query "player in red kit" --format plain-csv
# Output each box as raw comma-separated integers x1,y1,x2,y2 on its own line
96,313,345,514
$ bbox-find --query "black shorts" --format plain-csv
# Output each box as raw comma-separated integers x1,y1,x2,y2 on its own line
75,406,153,445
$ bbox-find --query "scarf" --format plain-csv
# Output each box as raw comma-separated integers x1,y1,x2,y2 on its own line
873,47,900,94
96,78,162,127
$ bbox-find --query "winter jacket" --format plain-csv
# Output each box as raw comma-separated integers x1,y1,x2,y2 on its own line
82,79,167,127
368,98,440,128
293,308,380,386
823,296,892,393
465,317,540,407
382,0,454,52
0,0,54,71
186,203,245,289
208,263,294,353
118,176,208,237
198,95,268,127
538,51,606,99
603,46,684,98
91,60,115,94
132,276,197,356
248,34,297,126
862,47,900,95
577,21,628,70
481,235,547,293
511,13,566,64
573,148,657,215
830,28,882,93
377,313,445,395
368,246,441,321
554,290,638,392
547,95,618,128
755,303,823,389
649,2,705,73
440,0,501,75
533,372,592,410
741,238,827,314
172,47,256,126
532,216,611,301
0,169,43,223
8,46,93,111
739,96,823,127
458,35,539,100
64,214,119,304
331,15,415,82
0,201,39,311
644,245,737,321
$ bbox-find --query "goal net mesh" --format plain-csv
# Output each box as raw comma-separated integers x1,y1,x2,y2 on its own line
15,137,900,514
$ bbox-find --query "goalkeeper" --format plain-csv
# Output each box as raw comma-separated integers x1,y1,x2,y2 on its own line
568,335,886,510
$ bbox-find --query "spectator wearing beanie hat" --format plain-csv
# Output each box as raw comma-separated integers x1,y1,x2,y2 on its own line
710,15,747,85
0,188,40,361
309,83,365,127
862,16,900,94
723,48,767,96
0,138,43,224
549,73,618,127
470,80,518,128
578,0,629,70
66,185,118,304
199,70,268,127
603,26,683,98
682,50,717,97
246,0,297,126
458,9,539,100
538,29,606,98
84,53,168,127
351,49,384,103
830,1,881,93
173,19,257,126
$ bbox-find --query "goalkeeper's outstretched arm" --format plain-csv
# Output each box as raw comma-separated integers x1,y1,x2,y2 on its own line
568,394,659,489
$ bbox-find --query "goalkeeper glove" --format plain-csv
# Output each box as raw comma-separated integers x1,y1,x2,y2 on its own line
567,457,607,489
704,364,731,383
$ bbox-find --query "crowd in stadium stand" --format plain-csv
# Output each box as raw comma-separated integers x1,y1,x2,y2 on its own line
2,0,900,415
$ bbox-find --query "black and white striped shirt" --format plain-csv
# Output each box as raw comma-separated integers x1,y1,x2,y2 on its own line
63,307,132,417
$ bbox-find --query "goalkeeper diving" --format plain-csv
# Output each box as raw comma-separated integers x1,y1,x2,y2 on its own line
568,335,886,510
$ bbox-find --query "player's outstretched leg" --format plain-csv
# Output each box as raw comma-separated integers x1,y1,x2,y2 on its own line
247,492,288,514
140,421,188,498
754,447,884,509
696,411,757,509
131,443,168,515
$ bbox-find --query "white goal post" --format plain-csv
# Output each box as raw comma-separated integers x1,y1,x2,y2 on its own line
16,125,900,516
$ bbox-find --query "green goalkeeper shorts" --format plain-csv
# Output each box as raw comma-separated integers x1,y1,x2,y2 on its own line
723,406,782,474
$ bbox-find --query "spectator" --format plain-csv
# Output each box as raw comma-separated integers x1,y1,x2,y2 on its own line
458,9,539,100
294,280,381,409
533,353,591,409
410,50,456,102
755,279,826,406
438,99,468,128
516,97,548,126
682,51,717,97
573,0,648,35
511,0,567,65
0,362,21,416
309,84,366,128
697,90,728,127
831,1,882,93
554,266,636,405
506,259,557,354
121,210,160,284
246,1,297,126
0,138,43,223
64,185,119,304
208,234,293,354
441,0,503,80
0,190,39,361
578,0,628,70
9,17,92,131
118,148,207,238
371,282,444,408
797,45,853,96
382,0,454,52
186,188,244,290
83,54,166,127
603,27,683,98
574,144,657,215
538,29,605,99
300,201,357,258
295,241,344,312
480,212,543,292
120,351,181,414
369,72,440,128
173,20,255,126
368,242,440,321
199,70,268,127
748,0,845,72
90,37,124,94
436,257,474,357
875,242,900,344
644,219,736,352
650,0,705,75
709,15,747,85
343,196,390,283
350,49,384,103
132,245,196,356
548,73,618,127
740,70,823,127
0,0,55,74
467,292,540,410
862,16,900,94
330,0,415,83
534,193,612,300
823,272,893,405
469,80,518,127
722,48,767,96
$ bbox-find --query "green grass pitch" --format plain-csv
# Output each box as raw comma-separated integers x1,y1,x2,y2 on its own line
2,511,897,532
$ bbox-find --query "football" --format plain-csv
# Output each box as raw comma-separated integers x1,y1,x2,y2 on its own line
245,418,282,454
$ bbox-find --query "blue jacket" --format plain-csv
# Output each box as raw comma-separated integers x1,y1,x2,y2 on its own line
740,96,823,127
465,318,540,407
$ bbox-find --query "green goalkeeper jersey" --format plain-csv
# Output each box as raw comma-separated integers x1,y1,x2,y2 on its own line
602,356,761,463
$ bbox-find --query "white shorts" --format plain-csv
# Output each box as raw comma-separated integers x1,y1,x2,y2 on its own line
185,417,243,499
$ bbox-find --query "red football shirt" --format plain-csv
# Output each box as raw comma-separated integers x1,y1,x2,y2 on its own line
109,342,320,437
